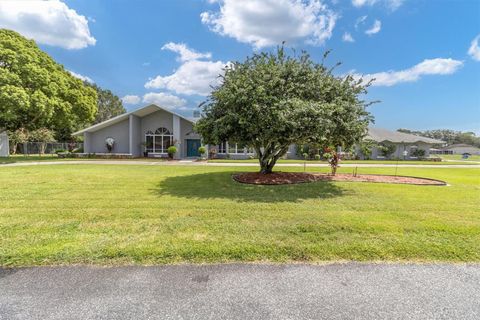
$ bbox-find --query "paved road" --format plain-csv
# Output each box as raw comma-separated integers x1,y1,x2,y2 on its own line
1,263,479,320
1,160,479,168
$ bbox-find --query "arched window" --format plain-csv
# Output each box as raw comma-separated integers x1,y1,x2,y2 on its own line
145,127,173,153
155,127,170,135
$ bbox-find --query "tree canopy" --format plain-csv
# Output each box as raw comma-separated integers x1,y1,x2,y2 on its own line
0,29,97,140
88,83,126,124
195,47,373,173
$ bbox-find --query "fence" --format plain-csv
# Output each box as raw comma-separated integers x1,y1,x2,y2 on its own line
13,142,84,155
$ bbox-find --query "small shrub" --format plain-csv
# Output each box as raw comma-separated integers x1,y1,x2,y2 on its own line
378,143,396,159
72,147,84,153
167,146,177,159
302,152,309,160
314,154,321,161
54,149,67,154
411,149,426,158
198,146,206,155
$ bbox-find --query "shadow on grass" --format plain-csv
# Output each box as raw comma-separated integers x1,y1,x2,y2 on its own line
152,171,345,203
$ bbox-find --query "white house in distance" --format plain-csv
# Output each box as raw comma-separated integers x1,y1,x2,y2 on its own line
73,104,445,160
437,144,480,155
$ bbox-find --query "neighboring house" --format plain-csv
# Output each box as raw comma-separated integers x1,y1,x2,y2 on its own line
0,131,9,157
359,127,444,160
73,104,201,158
73,104,445,160
435,144,480,155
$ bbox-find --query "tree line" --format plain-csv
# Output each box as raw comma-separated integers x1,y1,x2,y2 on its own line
0,29,125,150
397,128,480,147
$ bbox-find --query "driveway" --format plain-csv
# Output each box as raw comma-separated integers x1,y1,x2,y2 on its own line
1,263,479,320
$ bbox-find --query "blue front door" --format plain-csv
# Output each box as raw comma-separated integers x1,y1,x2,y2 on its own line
186,139,201,157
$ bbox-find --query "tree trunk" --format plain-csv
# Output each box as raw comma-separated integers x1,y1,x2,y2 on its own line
257,145,289,174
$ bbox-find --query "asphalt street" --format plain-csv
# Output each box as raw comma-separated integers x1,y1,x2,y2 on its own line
1,263,479,320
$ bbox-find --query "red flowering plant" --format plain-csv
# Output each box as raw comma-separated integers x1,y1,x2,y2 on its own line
322,147,340,175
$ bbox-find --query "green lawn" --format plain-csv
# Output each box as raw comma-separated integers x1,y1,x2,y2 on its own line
208,158,477,165
0,164,479,266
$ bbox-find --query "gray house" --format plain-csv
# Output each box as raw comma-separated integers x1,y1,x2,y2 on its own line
73,104,201,158
361,127,444,159
73,104,445,160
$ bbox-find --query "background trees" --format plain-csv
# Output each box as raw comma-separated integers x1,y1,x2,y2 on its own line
0,29,126,142
398,128,480,147
196,47,373,174
0,29,97,140
89,83,126,124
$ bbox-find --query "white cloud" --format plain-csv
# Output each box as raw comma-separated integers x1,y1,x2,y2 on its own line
145,43,228,96
68,70,94,83
0,0,96,49
200,0,337,48
142,92,187,109
352,0,377,7
354,15,367,30
352,0,404,11
365,20,381,35
468,35,480,61
121,95,141,105
145,59,227,96
342,32,355,42
162,42,212,62
352,58,464,86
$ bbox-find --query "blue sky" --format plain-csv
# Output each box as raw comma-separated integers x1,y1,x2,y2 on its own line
1,0,479,133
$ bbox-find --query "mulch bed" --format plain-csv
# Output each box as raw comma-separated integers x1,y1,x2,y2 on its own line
233,172,446,186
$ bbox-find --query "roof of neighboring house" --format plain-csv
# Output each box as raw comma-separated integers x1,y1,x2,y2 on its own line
72,104,194,136
441,144,480,149
366,127,445,144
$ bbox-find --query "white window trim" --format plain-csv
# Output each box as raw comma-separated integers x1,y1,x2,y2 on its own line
219,141,254,155
145,128,173,154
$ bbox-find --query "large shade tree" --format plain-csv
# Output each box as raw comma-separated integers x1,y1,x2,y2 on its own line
0,29,97,140
195,47,374,174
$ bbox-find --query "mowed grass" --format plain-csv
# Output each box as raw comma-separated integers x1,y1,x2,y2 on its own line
0,164,479,266
439,154,480,162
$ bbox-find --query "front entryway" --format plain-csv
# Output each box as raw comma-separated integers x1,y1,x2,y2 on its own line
186,139,201,157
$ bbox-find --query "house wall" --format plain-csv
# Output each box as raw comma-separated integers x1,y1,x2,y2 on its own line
130,115,142,156
447,146,480,155
83,132,91,153
0,132,9,157
89,119,130,154
369,142,432,159
141,110,173,135
180,118,200,158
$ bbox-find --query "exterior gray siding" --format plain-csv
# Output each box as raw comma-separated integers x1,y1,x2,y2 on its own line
141,110,173,135
130,115,142,156
89,119,130,154
0,131,9,157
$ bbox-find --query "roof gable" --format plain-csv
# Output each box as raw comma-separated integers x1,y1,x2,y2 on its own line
73,104,194,135
367,127,444,144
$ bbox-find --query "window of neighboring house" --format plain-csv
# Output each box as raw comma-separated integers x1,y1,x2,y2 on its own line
145,127,173,153
226,142,254,154
217,141,227,154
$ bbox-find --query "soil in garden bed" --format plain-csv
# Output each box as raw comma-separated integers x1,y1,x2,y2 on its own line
233,172,446,186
